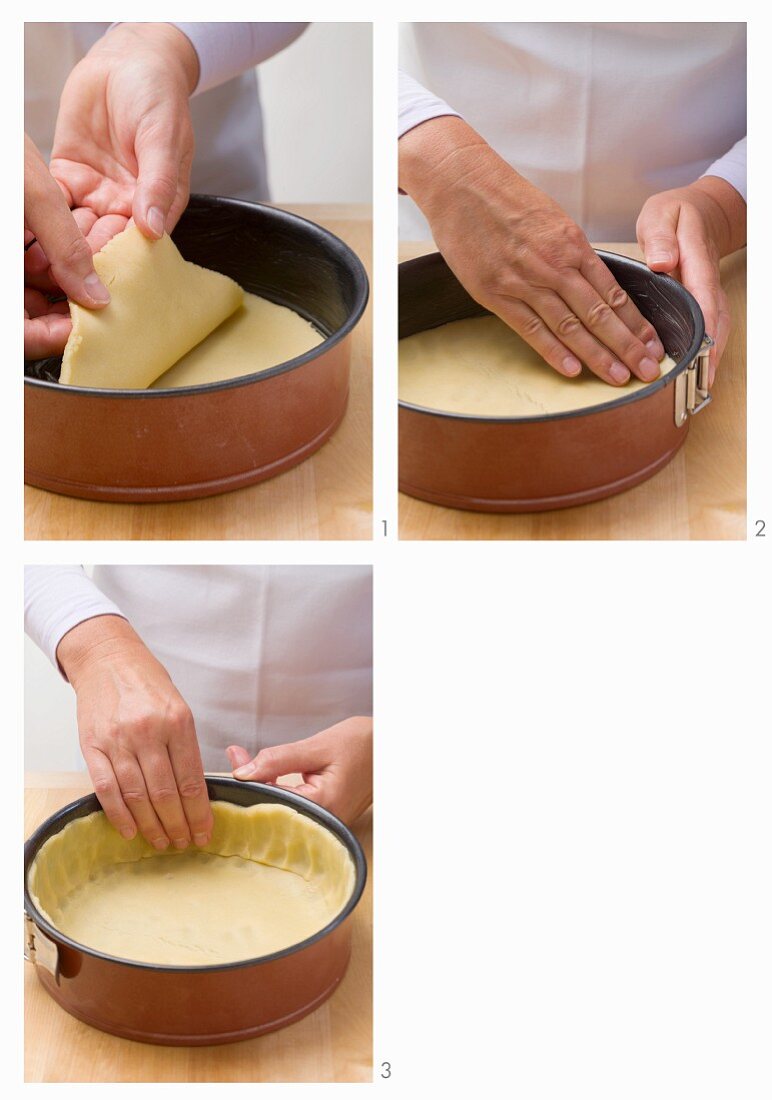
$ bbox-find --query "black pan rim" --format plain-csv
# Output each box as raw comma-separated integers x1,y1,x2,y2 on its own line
24,776,367,974
397,249,704,425
24,196,370,399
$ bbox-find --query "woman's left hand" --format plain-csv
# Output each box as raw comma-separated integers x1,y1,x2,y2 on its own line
636,177,746,385
227,717,373,826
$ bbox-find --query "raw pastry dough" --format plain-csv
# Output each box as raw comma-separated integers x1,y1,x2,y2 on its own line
399,314,677,417
61,226,244,389
28,801,355,966
151,292,323,390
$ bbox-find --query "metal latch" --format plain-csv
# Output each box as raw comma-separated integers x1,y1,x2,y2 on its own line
24,913,60,984
674,335,714,427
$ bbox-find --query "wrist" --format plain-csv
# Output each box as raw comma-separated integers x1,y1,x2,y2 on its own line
102,23,199,95
689,176,747,257
399,116,489,213
56,615,143,687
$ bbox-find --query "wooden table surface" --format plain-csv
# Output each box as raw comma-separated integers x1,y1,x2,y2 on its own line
25,204,372,542
24,773,373,1083
399,241,746,541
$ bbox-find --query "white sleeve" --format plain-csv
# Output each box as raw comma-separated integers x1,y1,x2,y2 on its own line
24,566,126,673
170,22,309,96
399,70,460,139
701,136,747,203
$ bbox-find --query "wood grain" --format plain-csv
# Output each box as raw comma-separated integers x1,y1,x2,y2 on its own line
398,241,746,541
24,774,373,1083
25,204,373,542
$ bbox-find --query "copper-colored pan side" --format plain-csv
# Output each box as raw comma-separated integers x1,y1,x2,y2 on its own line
24,338,350,503
32,921,352,1046
399,378,690,513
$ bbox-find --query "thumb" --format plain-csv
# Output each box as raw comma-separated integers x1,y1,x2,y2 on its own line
637,198,681,273
226,745,251,772
233,738,327,782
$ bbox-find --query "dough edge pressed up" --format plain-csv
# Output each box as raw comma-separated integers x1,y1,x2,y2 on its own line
399,314,678,417
28,801,356,966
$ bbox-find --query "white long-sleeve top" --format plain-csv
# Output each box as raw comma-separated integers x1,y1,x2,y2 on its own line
25,565,372,770
24,22,308,202
399,22,746,241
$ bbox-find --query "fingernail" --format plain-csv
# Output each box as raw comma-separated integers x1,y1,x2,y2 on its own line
609,362,630,384
172,837,189,850
120,826,136,840
562,356,582,377
639,357,661,381
194,833,209,847
147,207,165,238
646,339,665,359
647,252,672,266
84,272,110,304
153,836,170,851
233,764,255,779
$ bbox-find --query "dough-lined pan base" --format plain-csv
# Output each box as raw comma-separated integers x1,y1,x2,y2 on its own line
151,292,324,390
28,801,355,967
399,313,676,418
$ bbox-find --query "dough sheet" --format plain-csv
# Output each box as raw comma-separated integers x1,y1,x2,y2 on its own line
61,226,245,389
28,801,355,966
399,314,677,417
151,291,323,390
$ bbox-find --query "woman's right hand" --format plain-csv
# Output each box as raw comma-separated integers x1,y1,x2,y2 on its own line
24,133,111,358
399,116,665,387
57,614,213,851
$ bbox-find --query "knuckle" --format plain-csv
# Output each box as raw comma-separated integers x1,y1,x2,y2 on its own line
167,700,192,729
121,787,147,805
92,776,114,797
520,313,543,338
52,234,92,272
178,778,206,800
148,785,178,804
586,300,613,328
607,286,628,309
556,312,581,338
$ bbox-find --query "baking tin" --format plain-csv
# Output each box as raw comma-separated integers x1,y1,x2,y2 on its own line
399,250,707,512
24,777,367,1046
25,195,369,503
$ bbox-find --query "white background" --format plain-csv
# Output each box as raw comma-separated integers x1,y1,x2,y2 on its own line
12,5,772,1099
260,22,372,203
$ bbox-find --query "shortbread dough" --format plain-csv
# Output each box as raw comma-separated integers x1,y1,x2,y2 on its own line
151,291,323,390
61,226,244,389
399,314,677,417
28,801,355,966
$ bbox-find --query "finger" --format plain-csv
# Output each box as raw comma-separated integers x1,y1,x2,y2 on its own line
675,208,726,384
132,121,186,239
139,749,193,850
112,754,170,850
490,298,583,379
227,744,252,771
552,275,662,382
85,213,130,257
24,314,72,359
233,738,329,782
25,175,111,308
519,289,633,387
580,251,665,360
168,737,213,848
637,200,680,273
711,291,731,385
83,747,139,840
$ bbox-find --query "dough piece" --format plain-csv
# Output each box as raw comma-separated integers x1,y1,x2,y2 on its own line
28,801,355,966
399,314,677,417
60,225,244,389
151,292,323,389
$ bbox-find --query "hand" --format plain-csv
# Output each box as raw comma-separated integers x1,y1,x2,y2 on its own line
49,22,198,251
57,615,213,850
24,134,110,358
637,176,746,385
399,116,665,386
227,717,373,825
